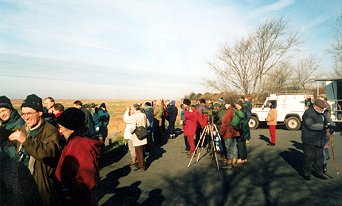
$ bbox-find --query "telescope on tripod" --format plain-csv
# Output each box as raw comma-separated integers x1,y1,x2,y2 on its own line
187,118,222,170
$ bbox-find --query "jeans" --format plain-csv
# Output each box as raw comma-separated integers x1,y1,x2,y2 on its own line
224,137,237,159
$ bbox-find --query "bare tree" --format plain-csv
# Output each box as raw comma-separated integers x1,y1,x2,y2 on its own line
292,57,319,90
207,17,300,100
332,14,342,76
261,61,293,93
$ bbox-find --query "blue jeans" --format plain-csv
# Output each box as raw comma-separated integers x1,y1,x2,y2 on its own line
224,137,238,159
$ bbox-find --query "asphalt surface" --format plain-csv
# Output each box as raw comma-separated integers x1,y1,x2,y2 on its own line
97,127,342,206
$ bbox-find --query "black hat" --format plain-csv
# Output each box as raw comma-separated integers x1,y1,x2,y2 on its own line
314,99,326,109
100,103,106,108
183,99,191,106
0,96,14,110
57,108,85,130
21,94,43,112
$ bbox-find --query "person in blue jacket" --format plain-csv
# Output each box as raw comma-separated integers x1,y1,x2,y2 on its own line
93,103,110,144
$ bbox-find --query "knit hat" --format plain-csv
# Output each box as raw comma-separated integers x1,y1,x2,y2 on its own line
21,94,43,112
57,107,85,130
183,99,191,106
170,100,176,105
213,103,220,108
314,99,326,109
100,103,106,108
235,99,244,107
0,96,14,110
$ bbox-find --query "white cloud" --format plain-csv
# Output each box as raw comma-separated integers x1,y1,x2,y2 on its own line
248,0,295,19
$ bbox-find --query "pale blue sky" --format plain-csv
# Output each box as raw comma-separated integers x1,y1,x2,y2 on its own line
0,0,341,99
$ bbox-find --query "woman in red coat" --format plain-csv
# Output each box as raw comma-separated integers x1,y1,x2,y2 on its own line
55,108,101,206
182,99,199,157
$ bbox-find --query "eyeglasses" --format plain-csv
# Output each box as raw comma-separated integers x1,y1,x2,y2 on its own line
21,112,38,118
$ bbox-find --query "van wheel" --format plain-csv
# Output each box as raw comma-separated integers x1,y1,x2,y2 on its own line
249,116,259,129
285,117,301,130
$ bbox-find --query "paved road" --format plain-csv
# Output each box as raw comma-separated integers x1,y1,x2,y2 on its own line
97,128,342,206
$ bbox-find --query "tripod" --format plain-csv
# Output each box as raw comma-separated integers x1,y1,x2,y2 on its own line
187,121,222,170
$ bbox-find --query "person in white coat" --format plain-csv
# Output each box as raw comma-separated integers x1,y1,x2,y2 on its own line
123,106,136,166
130,104,149,172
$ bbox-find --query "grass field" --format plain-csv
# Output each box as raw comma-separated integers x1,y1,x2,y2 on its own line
11,99,150,139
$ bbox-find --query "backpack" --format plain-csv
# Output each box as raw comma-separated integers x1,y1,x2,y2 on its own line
230,110,244,130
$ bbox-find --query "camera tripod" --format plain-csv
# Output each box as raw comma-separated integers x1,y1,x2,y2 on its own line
187,122,222,170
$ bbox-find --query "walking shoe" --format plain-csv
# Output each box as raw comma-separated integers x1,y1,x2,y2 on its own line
316,175,327,180
267,143,275,146
134,167,145,172
323,163,327,173
181,149,190,153
221,163,233,169
187,152,194,158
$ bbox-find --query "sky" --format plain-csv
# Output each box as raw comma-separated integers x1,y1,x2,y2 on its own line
0,0,341,100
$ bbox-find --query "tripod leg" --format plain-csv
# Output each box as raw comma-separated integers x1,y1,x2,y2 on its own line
188,126,208,167
196,127,209,162
209,126,220,170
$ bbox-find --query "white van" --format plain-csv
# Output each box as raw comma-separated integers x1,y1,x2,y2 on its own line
248,94,313,130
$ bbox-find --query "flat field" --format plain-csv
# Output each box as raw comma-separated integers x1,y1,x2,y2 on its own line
11,99,148,139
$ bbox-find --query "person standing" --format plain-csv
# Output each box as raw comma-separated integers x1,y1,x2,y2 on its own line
55,108,101,206
142,102,154,153
43,97,56,124
73,100,96,138
182,99,199,158
166,100,178,138
93,103,110,143
0,96,25,159
220,104,240,169
123,106,136,166
180,104,190,153
8,94,60,206
153,100,163,145
266,102,277,146
317,95,333,173
234,100,248,164
130,104,149,171
244,95,252,143
301,99,333,180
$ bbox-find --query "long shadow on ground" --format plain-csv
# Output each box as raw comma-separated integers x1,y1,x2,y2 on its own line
99,142,128,169
159,147,342,206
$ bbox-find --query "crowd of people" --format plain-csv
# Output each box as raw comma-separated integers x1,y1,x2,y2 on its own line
181,96,252,168
0,95,109,206
0,93,338,205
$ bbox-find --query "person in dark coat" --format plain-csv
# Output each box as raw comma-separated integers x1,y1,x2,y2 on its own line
8,94,61,206
301,99,334,180
73,100,96,138
166,100,178,138
0,149,41,206
93,103,110,143
0,96,25,159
